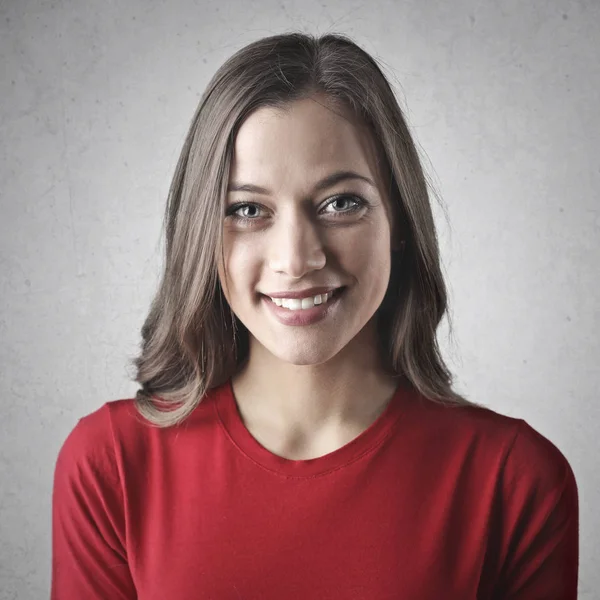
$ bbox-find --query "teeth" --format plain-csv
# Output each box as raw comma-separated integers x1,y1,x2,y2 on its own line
271,290,336,311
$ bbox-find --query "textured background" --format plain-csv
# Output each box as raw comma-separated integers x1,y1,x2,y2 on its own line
1,0,598,597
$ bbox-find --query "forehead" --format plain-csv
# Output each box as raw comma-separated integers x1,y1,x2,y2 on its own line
230,97,386,190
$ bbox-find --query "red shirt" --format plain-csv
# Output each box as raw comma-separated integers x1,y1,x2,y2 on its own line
51,379,579,599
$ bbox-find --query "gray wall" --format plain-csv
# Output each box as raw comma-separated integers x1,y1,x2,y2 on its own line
1,0,598,597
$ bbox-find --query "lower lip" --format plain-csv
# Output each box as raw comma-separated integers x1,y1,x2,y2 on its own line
262,288,345,326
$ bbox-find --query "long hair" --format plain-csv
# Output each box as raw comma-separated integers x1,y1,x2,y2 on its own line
130,31,488,427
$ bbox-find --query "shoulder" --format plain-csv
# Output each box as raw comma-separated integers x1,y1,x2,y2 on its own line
422,400,579,559
454,404,580,517
503,418,577,497
410,393,523,455
55,391,220,480
412,395,576,490
53,399,141,487
57,398,139,451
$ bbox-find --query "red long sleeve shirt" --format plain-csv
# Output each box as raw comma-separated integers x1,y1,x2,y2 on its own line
51,379,579,599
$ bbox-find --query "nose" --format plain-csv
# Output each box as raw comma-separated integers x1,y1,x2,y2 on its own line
267,210,326,278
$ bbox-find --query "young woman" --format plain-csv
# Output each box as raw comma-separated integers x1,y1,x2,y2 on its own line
51,32,579,599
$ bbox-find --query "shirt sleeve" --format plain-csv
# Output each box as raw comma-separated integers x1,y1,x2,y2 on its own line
494,419,579,599
51,405,137,599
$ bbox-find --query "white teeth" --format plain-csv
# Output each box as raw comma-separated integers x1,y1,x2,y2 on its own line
271,290,336,311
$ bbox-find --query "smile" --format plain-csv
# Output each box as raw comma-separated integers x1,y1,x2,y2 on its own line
261,287,346,326
268,290,336,311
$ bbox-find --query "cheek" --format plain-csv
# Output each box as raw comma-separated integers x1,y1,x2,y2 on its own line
222,238,260,299
337,230,391,282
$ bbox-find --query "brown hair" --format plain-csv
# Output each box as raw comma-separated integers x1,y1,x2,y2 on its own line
130,31,488,427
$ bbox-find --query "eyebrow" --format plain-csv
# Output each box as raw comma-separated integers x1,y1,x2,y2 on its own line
227,170,377,195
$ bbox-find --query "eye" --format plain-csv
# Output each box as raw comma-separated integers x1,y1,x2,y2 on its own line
224,193,369,226
226,203,264,221
320,194,367,216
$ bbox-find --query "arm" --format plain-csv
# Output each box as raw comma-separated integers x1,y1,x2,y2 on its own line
494,419,579,599
51,407,137,599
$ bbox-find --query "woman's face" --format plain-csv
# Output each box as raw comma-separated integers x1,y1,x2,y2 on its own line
218,96,398,366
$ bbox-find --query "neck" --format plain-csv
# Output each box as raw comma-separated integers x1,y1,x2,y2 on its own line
230,321,401,441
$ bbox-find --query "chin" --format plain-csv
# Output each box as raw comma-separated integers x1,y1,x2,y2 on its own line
263,339,345,367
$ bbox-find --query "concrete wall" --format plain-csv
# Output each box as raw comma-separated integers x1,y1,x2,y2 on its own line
1,0,597,596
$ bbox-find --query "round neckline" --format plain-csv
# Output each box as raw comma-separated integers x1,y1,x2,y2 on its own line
212,378,416,478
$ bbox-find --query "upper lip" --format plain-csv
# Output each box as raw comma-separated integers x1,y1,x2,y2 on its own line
264,286,342,299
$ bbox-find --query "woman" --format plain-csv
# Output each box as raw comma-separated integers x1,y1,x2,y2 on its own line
51,32,579,599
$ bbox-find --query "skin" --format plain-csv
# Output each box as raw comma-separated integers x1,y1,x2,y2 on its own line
217,94,403,460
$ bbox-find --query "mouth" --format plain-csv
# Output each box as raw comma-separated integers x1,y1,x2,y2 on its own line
262,286,346,311
260,286,347,326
